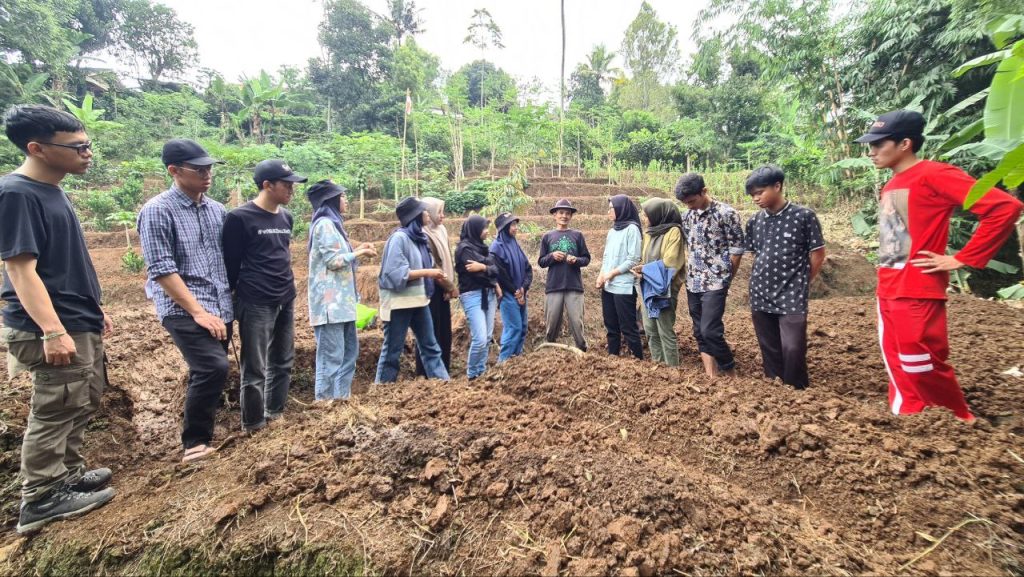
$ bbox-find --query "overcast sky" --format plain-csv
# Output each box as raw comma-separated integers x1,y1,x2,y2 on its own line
159,0,708,93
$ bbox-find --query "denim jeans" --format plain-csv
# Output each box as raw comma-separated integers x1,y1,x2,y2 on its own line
460,289,497,378
376,306,450,383
162,315,232,449
314,321,358,400
236,299,295,431
498,292,528,362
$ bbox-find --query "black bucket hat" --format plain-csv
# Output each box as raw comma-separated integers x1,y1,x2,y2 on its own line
495,212,519,234
306,180,346,209
396,197,426,227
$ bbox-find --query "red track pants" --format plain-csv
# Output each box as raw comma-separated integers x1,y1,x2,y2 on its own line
876,298,973,420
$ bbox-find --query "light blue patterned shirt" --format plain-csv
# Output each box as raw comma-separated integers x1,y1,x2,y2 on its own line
137,185,233,322
307,219,359,326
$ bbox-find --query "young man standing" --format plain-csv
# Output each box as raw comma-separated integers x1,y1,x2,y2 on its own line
138,139,232,463
538,199,591,351
855,110,1023,421
1,105,116,534
744,165,826,390
675,173,745,377
222,160,306,433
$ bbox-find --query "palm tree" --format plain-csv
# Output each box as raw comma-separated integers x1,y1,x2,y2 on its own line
584,44,621,95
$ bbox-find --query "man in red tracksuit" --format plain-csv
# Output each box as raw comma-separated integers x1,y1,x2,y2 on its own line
855,110,1023,421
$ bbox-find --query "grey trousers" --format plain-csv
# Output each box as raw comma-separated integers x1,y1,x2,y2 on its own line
3,328,104,503
642,291,679,366
544,290,587,351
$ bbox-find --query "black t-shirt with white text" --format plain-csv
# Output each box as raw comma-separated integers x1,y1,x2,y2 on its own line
0,174,104,333
222,201,295,305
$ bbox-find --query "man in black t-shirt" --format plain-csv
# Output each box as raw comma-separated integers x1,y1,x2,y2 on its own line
0,105,115,533
222,159,306,433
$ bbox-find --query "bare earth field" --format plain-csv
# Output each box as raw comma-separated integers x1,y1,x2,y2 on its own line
0,177,1022,576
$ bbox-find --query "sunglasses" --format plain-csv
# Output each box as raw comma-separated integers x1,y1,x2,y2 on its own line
39,140,93,154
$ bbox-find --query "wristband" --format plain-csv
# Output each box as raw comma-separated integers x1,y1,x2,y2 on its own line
41,331,67,342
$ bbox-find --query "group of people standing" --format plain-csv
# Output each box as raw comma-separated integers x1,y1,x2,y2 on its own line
373,163,823,395
1,103,1021,537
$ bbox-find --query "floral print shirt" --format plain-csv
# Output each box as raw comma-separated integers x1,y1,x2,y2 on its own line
307,219,359,326
680,200,746,293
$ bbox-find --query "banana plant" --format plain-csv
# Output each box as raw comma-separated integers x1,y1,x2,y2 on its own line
62,94,121,132
942,15,1024,208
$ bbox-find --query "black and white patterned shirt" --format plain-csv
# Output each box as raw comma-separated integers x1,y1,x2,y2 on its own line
744,202,825,315
680,200,745,293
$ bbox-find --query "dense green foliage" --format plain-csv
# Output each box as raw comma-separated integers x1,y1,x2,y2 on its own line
1,0,1021,233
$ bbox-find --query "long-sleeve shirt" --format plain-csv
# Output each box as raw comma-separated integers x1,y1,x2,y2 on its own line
876,160,1024,300
137,185,232,323
454,242,499,294
641,226,686,294
307,219,359,326
600,224,642,295
222,201,295,306
538,229,590,293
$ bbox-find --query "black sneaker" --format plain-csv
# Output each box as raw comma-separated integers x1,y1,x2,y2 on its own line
16,485,115,534
67,468,112,492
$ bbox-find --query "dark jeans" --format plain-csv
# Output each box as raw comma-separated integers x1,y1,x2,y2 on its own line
376,306,449,383
751,310,809,389
601,289,643,359
416,290,452,376
236,298,294,431
162,315,232,449
686,288,735,370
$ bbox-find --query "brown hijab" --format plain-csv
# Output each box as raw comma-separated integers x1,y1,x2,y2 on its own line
420,197,455,282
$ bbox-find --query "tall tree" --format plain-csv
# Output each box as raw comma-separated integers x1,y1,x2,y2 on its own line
463,8,504,107
620,2,680,110
559,0,565,176
114,0,198,86
387,0,424,48
309,0,394,132
585,44,621,93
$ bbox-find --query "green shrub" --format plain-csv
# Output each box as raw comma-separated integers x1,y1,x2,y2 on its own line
76,189,118,231
443,187,488,214
121,249,145,273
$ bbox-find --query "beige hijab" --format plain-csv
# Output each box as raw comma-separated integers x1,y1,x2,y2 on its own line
420,197,455,280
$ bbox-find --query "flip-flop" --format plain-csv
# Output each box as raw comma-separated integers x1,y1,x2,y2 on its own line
182,444,215,463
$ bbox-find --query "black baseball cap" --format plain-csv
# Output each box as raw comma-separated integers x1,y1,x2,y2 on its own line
161,138,221,166
854,110,926,143
253,159,308,188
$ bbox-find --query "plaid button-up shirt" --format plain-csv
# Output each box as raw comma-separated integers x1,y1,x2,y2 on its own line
137,185,233,323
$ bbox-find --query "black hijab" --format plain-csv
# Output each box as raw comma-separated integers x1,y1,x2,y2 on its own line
610,194,642,232
459,215,490,254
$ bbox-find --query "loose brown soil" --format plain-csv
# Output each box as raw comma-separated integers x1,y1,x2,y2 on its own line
0,177,1021,576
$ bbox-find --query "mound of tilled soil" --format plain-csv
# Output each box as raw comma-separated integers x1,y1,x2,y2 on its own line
1,295,1022,576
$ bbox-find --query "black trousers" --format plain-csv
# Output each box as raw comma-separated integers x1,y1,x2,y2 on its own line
686,288,735,370
601,289,644,359
163,316,232,449
416,290,452,376
750,311,808,389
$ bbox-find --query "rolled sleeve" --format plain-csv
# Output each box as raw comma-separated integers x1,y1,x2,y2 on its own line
138,205,178,279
